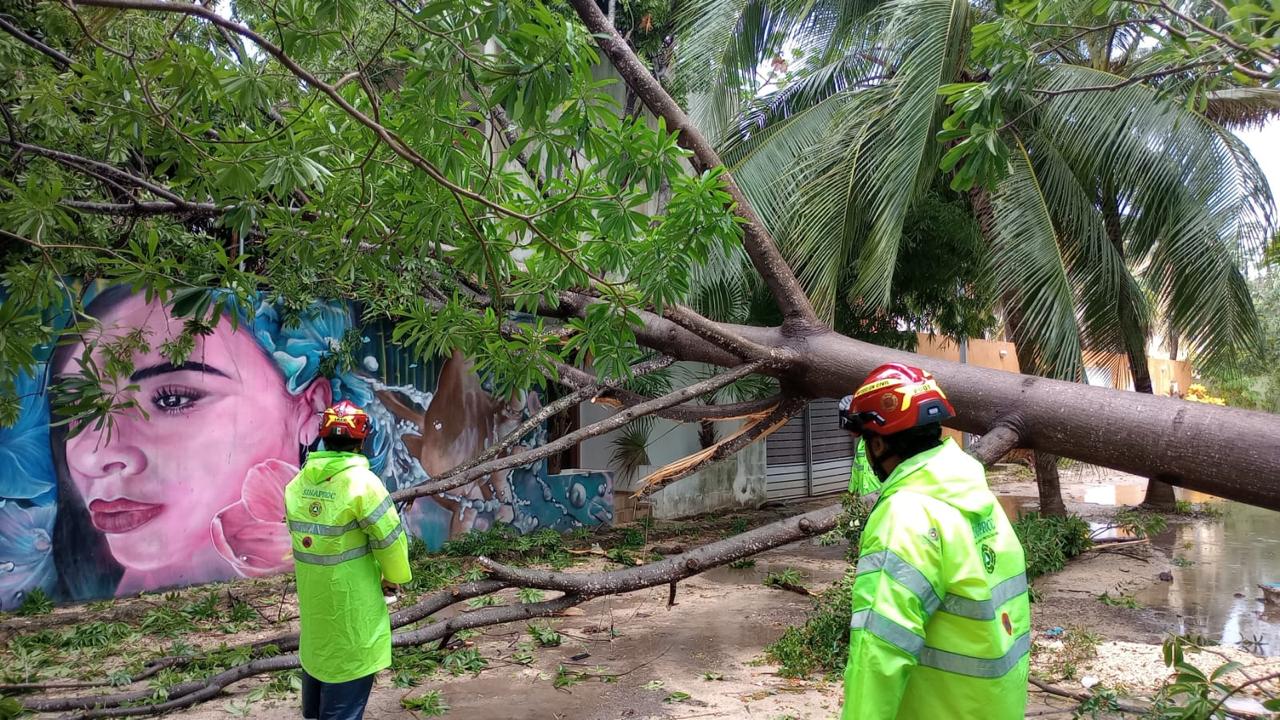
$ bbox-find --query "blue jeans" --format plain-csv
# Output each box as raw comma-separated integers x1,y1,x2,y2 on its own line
301,671,375,720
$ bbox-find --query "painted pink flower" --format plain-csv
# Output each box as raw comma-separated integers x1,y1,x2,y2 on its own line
210,459,298,578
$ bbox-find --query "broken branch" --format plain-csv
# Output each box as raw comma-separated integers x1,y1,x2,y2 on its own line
633,396,803,497
436,356,676,481
476,503,841,596
393,360,767,501
566,0,819,330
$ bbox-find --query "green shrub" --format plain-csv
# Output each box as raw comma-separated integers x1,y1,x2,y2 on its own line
768,509,1095,678
765,571,855,679
1013,513,1092,579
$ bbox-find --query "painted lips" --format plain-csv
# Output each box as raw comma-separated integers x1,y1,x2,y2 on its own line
88,498,164,534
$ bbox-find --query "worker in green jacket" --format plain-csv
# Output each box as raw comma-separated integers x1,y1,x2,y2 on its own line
837,363,1029,720
847,431,880,496
285,400,412,720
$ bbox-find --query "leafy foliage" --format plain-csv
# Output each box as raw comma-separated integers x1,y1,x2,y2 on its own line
1013,512,1092,579
400,689,449,716
764,569,856,679
763,567,806,589
1148,635,1261,719
440,523,569,565
15,588,52,616
528,622,562,647
0,0,749,419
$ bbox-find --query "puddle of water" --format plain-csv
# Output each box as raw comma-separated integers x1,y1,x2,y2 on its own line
998,495,1039,522
1080,484,1149,506
1136,502,1280,656
1074,483,1222,507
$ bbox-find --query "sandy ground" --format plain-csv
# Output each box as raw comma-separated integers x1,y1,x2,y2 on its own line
7,483,1279,720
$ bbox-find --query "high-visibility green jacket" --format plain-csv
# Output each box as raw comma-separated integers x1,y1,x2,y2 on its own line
842,439,1029,720
285,451,412,684
849,439,880,496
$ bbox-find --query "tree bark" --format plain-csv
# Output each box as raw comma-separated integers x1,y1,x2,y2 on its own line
697,419,717,449
1034,452,1068,517
565,0,820,330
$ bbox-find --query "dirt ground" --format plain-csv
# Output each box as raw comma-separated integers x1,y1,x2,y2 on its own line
6,476,1280,720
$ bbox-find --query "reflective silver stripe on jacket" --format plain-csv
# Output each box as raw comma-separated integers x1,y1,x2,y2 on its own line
919,632,1031,678
850,609,926,658
857,550,942,616
288,519,359,536
369,523,405,550
358,495,394,529
293,544,371,566
940,573,1029,620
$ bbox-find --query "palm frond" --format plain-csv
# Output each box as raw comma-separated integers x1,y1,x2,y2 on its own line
1024,132,1144,354
721,93,851,234
673,0,816,142
1203,88,1280,130
1034,65,1274,260
988,137,1085,380
777,89,885,319
1029,64,1273,366
844,0,970,305
687,242,755,323
609,418,654,483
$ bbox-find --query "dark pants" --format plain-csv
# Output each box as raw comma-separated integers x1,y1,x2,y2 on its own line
301,671,375,720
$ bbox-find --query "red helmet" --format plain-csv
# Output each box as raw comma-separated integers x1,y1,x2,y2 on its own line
319,400,371,440
838,363,955,436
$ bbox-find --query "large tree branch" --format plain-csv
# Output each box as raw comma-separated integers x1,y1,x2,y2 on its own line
60,199,224,216
3,140,193,204
566,0,819,331
553,361,781,422
795,330,1280,510
551,291,744,368
477,502,841,595
392,360,766,502
967,416,1025,465
437,355,677,480
633,396,804,497
663,303,795,366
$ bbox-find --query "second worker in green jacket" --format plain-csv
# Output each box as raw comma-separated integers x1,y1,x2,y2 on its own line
837,364,1030,720
285,400,412,720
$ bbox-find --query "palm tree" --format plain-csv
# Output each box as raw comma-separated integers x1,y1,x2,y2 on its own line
670,0,1276,512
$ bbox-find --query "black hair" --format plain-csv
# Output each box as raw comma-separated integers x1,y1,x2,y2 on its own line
323,435,364,454
882,423,944,461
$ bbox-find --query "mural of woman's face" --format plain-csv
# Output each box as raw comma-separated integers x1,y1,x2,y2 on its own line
60,295,329,576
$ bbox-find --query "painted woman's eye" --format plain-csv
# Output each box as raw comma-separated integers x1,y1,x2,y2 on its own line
151,385,205,414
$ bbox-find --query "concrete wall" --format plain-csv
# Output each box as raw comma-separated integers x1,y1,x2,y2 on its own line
646,439,768,520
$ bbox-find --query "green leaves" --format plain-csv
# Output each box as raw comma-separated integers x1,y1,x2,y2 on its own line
936,82,1010,192
259,149,334,195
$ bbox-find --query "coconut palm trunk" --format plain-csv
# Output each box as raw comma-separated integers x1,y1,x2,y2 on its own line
1101,190,1179,510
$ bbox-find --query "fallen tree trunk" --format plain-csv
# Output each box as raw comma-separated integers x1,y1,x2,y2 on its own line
564,0,1280,512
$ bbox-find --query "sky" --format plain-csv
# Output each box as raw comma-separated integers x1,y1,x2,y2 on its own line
1239,121,1279,210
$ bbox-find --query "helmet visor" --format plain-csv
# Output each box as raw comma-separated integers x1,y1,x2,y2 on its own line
839,409,887,436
